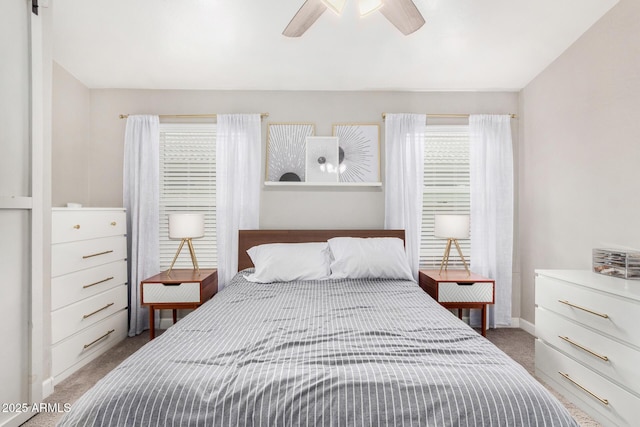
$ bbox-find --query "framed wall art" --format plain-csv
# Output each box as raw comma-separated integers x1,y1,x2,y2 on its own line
266,123,315,182
332,123,380,182
305,136,339,183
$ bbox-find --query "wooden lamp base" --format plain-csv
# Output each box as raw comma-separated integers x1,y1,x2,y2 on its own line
167,238,200,274
439,238,470,275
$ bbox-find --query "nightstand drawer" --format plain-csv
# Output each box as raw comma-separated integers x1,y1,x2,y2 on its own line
140,269,217,339
142,281,201,303
438,282,494,303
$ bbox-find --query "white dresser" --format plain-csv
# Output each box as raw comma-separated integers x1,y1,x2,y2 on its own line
535,270,640,426
51,208,129,384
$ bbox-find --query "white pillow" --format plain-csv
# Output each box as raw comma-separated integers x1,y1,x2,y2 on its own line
327,237,414,281
245,242,331,283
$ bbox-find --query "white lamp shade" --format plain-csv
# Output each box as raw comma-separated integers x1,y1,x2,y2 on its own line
434,214,470,239
168,213,205,239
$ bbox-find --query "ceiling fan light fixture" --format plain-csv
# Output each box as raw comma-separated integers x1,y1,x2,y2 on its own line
322,0,347,15
283,0,425,37
359,0,383,16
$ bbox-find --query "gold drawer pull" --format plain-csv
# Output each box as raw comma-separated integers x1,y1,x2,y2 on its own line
82,302,114,319
559,336,609,361
111,221,117,226
83,329,115,349
559,372,609,406
73,224,80,229
83,250,114,259
558,300,609,319
83,276,114,289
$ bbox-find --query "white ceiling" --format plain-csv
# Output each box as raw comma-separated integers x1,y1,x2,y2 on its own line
52,0,618,91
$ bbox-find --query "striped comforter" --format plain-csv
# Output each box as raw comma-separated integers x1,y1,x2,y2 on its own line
58,272,577,426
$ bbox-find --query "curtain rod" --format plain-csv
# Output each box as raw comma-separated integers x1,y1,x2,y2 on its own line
119,113,269,120
381,113,517,120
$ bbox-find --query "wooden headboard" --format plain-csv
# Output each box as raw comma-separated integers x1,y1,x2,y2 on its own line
238,229,405,271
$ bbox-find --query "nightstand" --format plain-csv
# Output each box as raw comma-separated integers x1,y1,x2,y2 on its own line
141,269,217,339
419,269,495,336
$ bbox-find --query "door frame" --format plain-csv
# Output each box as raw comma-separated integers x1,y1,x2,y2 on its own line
0,1,49,426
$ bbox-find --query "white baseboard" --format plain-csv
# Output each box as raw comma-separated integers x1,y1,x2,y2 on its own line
518,318,535,336
42,376,54,399
501,318,520,328
456,314,533,334
1,410,32,427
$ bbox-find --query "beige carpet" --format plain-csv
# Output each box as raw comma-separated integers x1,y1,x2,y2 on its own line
22,328,600,426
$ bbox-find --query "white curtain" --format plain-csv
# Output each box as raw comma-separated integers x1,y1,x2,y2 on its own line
123,115,160,336
216,114,261,289
384,113,427,281
469,115,514,328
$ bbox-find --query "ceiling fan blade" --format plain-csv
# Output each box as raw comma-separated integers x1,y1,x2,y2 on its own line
283,0,328,37
380,0,425,35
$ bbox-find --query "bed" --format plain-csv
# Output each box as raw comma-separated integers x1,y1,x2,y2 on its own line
58,229,577,426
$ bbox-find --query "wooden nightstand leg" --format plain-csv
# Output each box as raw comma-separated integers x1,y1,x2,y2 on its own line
172,309,177,324
481,304,487,337
149,306,155,340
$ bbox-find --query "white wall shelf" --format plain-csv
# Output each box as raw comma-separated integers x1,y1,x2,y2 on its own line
264,182,382,187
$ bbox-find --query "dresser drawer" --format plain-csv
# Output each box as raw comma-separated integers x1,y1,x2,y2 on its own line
535,274,640,344
52,209,126,244
51,260,127,310
437,281,494,303
52,285,128,344
52,235,127,277
536,307,640,392
142,281,201,303
536,340,639,426
52,309,128,378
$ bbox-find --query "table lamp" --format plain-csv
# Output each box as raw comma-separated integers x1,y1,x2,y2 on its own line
167,213,204,274
435,214,470,275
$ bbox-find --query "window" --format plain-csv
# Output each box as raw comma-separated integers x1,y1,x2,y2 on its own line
420,125,471,269
159,123,217,269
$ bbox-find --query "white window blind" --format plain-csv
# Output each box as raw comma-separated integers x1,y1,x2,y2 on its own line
159,123,217,269
420,125,471,269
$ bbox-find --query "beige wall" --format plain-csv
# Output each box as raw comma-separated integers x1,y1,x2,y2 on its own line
519,0,640,323
53,69,522,318
86,90,519,223
52,62,91,207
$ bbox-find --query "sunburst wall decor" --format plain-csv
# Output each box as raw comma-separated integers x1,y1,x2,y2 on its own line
266,123,315,182
332,123,380,182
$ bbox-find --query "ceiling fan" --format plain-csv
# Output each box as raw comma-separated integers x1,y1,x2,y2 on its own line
283,0,425,37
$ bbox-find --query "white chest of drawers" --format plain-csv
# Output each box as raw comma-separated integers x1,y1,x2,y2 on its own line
535,270,640,426
51,208,129,384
